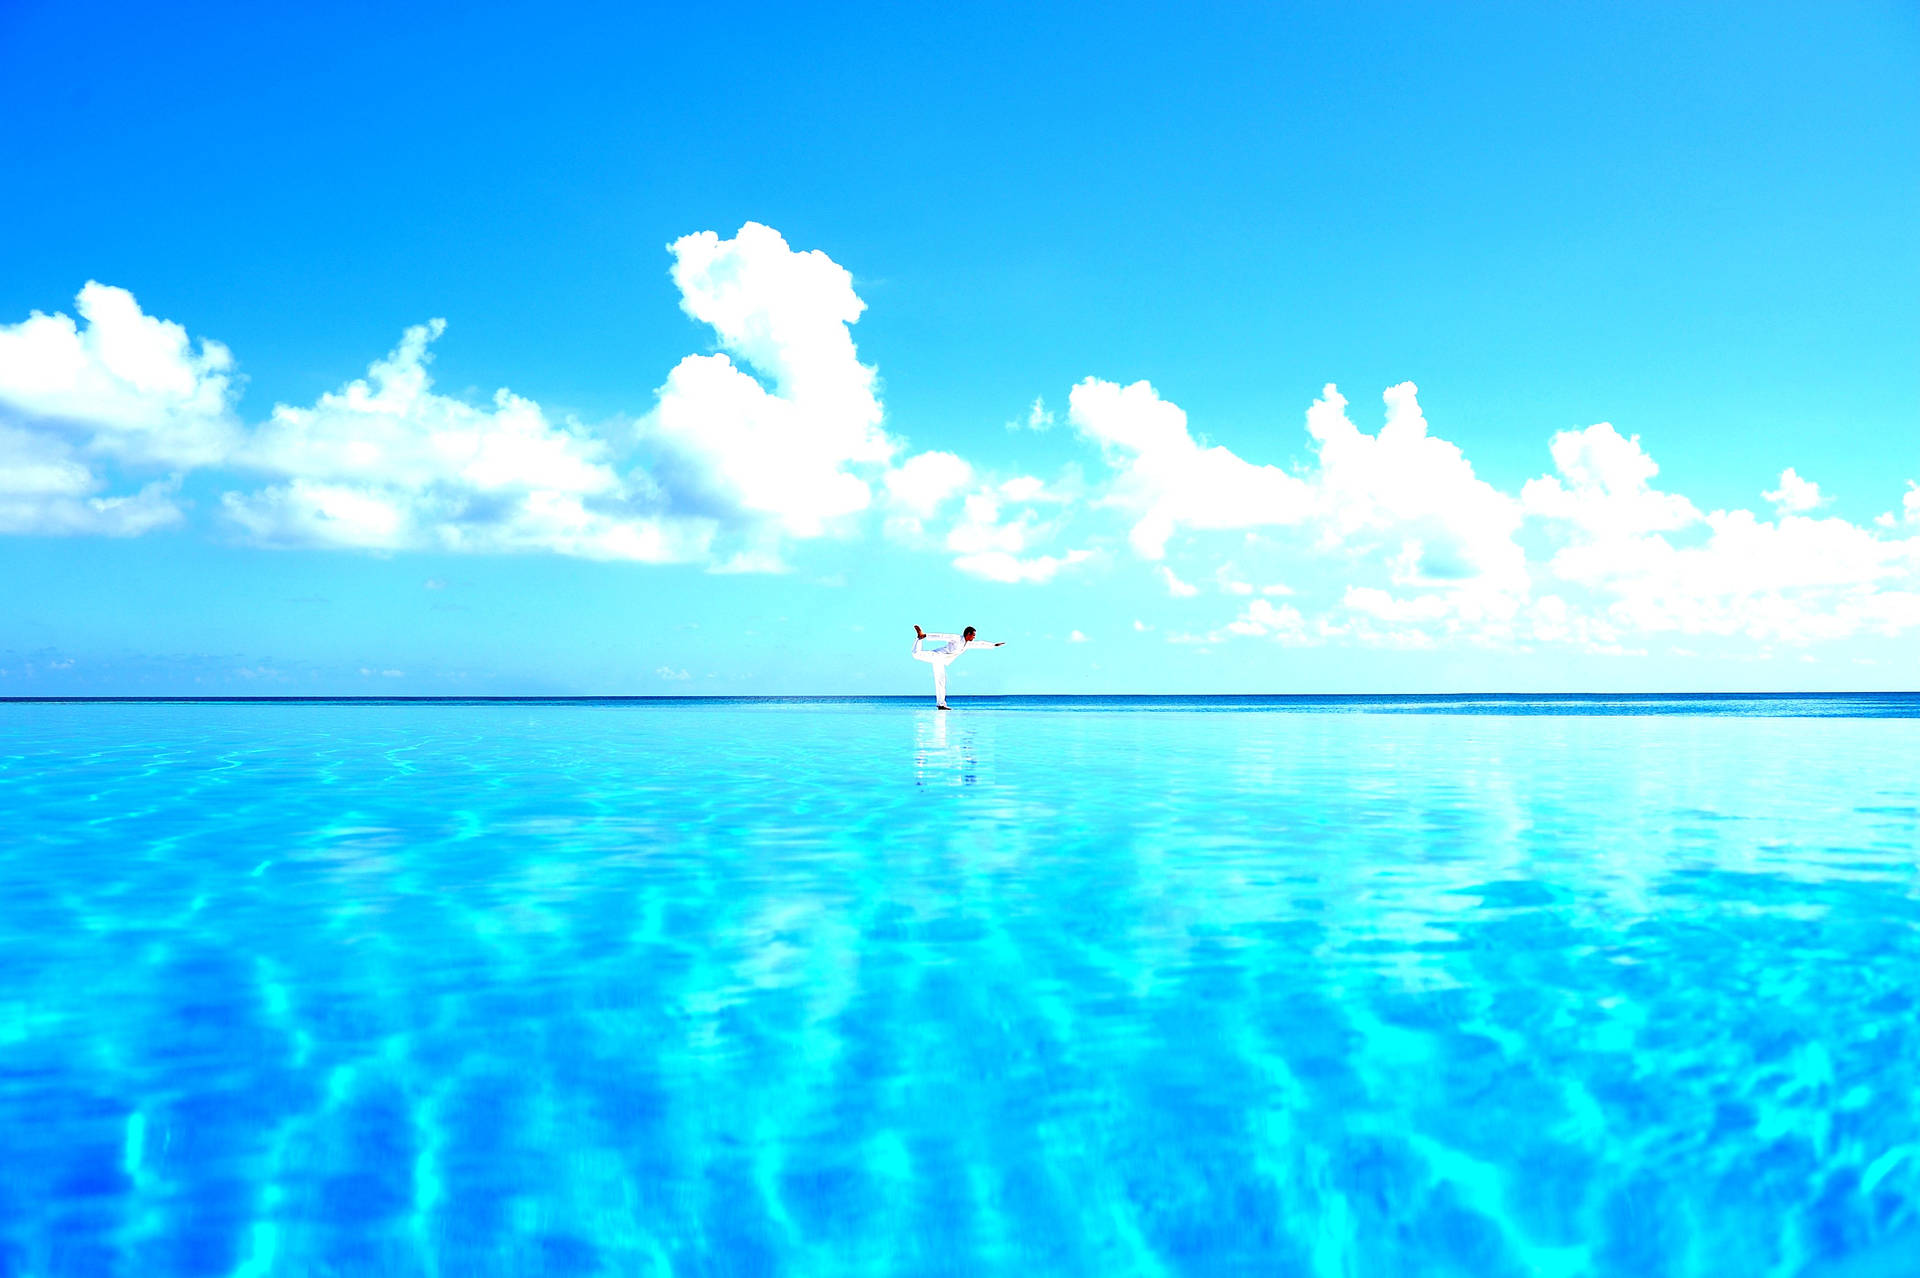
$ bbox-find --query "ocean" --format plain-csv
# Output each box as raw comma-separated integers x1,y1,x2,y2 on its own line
4,696,1917,1275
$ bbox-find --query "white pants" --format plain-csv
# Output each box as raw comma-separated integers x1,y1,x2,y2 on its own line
911,639,952,705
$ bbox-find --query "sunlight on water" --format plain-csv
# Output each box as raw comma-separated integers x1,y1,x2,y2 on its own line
3,699,1918,1275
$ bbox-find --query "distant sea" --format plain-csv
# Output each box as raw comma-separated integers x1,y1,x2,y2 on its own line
10,690,1920,713
4,695,1916,1275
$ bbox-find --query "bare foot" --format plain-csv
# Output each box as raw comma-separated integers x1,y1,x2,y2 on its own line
914,624,926,639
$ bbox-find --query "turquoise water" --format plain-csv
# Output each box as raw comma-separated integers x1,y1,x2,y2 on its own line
5,697,1920,1276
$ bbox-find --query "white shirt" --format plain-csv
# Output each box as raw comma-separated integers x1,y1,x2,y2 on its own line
920,632,991,661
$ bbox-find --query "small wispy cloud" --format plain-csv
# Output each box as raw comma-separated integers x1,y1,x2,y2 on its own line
1215,565,1254,596
1007,396,1054,431
1763,468,1823,514
1159,565,1198,598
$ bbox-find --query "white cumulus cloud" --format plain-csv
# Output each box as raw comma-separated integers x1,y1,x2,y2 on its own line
0,283,239,536
1304,383,1525,597
883,450,973,520
1763,467,1823,514
1069,376,1314,558
1075,378,1529,644
0,225,926,569
1104,381,1920,651
644,223,894,541
945,489,1091,583
0,423,182,536
1519,427,1920,644
0,281,240,468
1521,423,1701,540
1193,597,1312,645
223,320,704,560
14,229,1920,656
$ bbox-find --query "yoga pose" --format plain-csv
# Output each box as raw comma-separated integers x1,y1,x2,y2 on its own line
911,624,1004,709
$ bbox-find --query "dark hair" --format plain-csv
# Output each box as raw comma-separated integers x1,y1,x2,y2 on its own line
963,626,977,637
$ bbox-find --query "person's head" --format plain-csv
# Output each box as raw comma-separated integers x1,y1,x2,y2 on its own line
963,626,977,640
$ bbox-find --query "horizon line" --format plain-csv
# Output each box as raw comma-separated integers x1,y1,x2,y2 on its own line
5,691,1919,705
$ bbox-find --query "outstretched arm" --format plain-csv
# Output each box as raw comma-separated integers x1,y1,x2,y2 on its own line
968,640,1007,649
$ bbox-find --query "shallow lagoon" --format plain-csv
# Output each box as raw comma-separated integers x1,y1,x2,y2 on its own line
4,697,1919,1276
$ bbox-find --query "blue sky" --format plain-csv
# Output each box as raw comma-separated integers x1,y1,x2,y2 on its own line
2,0,1917,694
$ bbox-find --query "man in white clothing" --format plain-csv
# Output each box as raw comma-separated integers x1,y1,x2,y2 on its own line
911,624,1004,709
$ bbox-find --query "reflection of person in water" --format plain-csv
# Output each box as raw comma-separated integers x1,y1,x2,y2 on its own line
914,709,979,787
910,624,1005,710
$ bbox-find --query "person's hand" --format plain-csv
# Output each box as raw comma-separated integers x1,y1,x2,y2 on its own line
995,641,1007,647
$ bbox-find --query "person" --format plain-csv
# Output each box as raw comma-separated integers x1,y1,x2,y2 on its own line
911,624,1004,709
